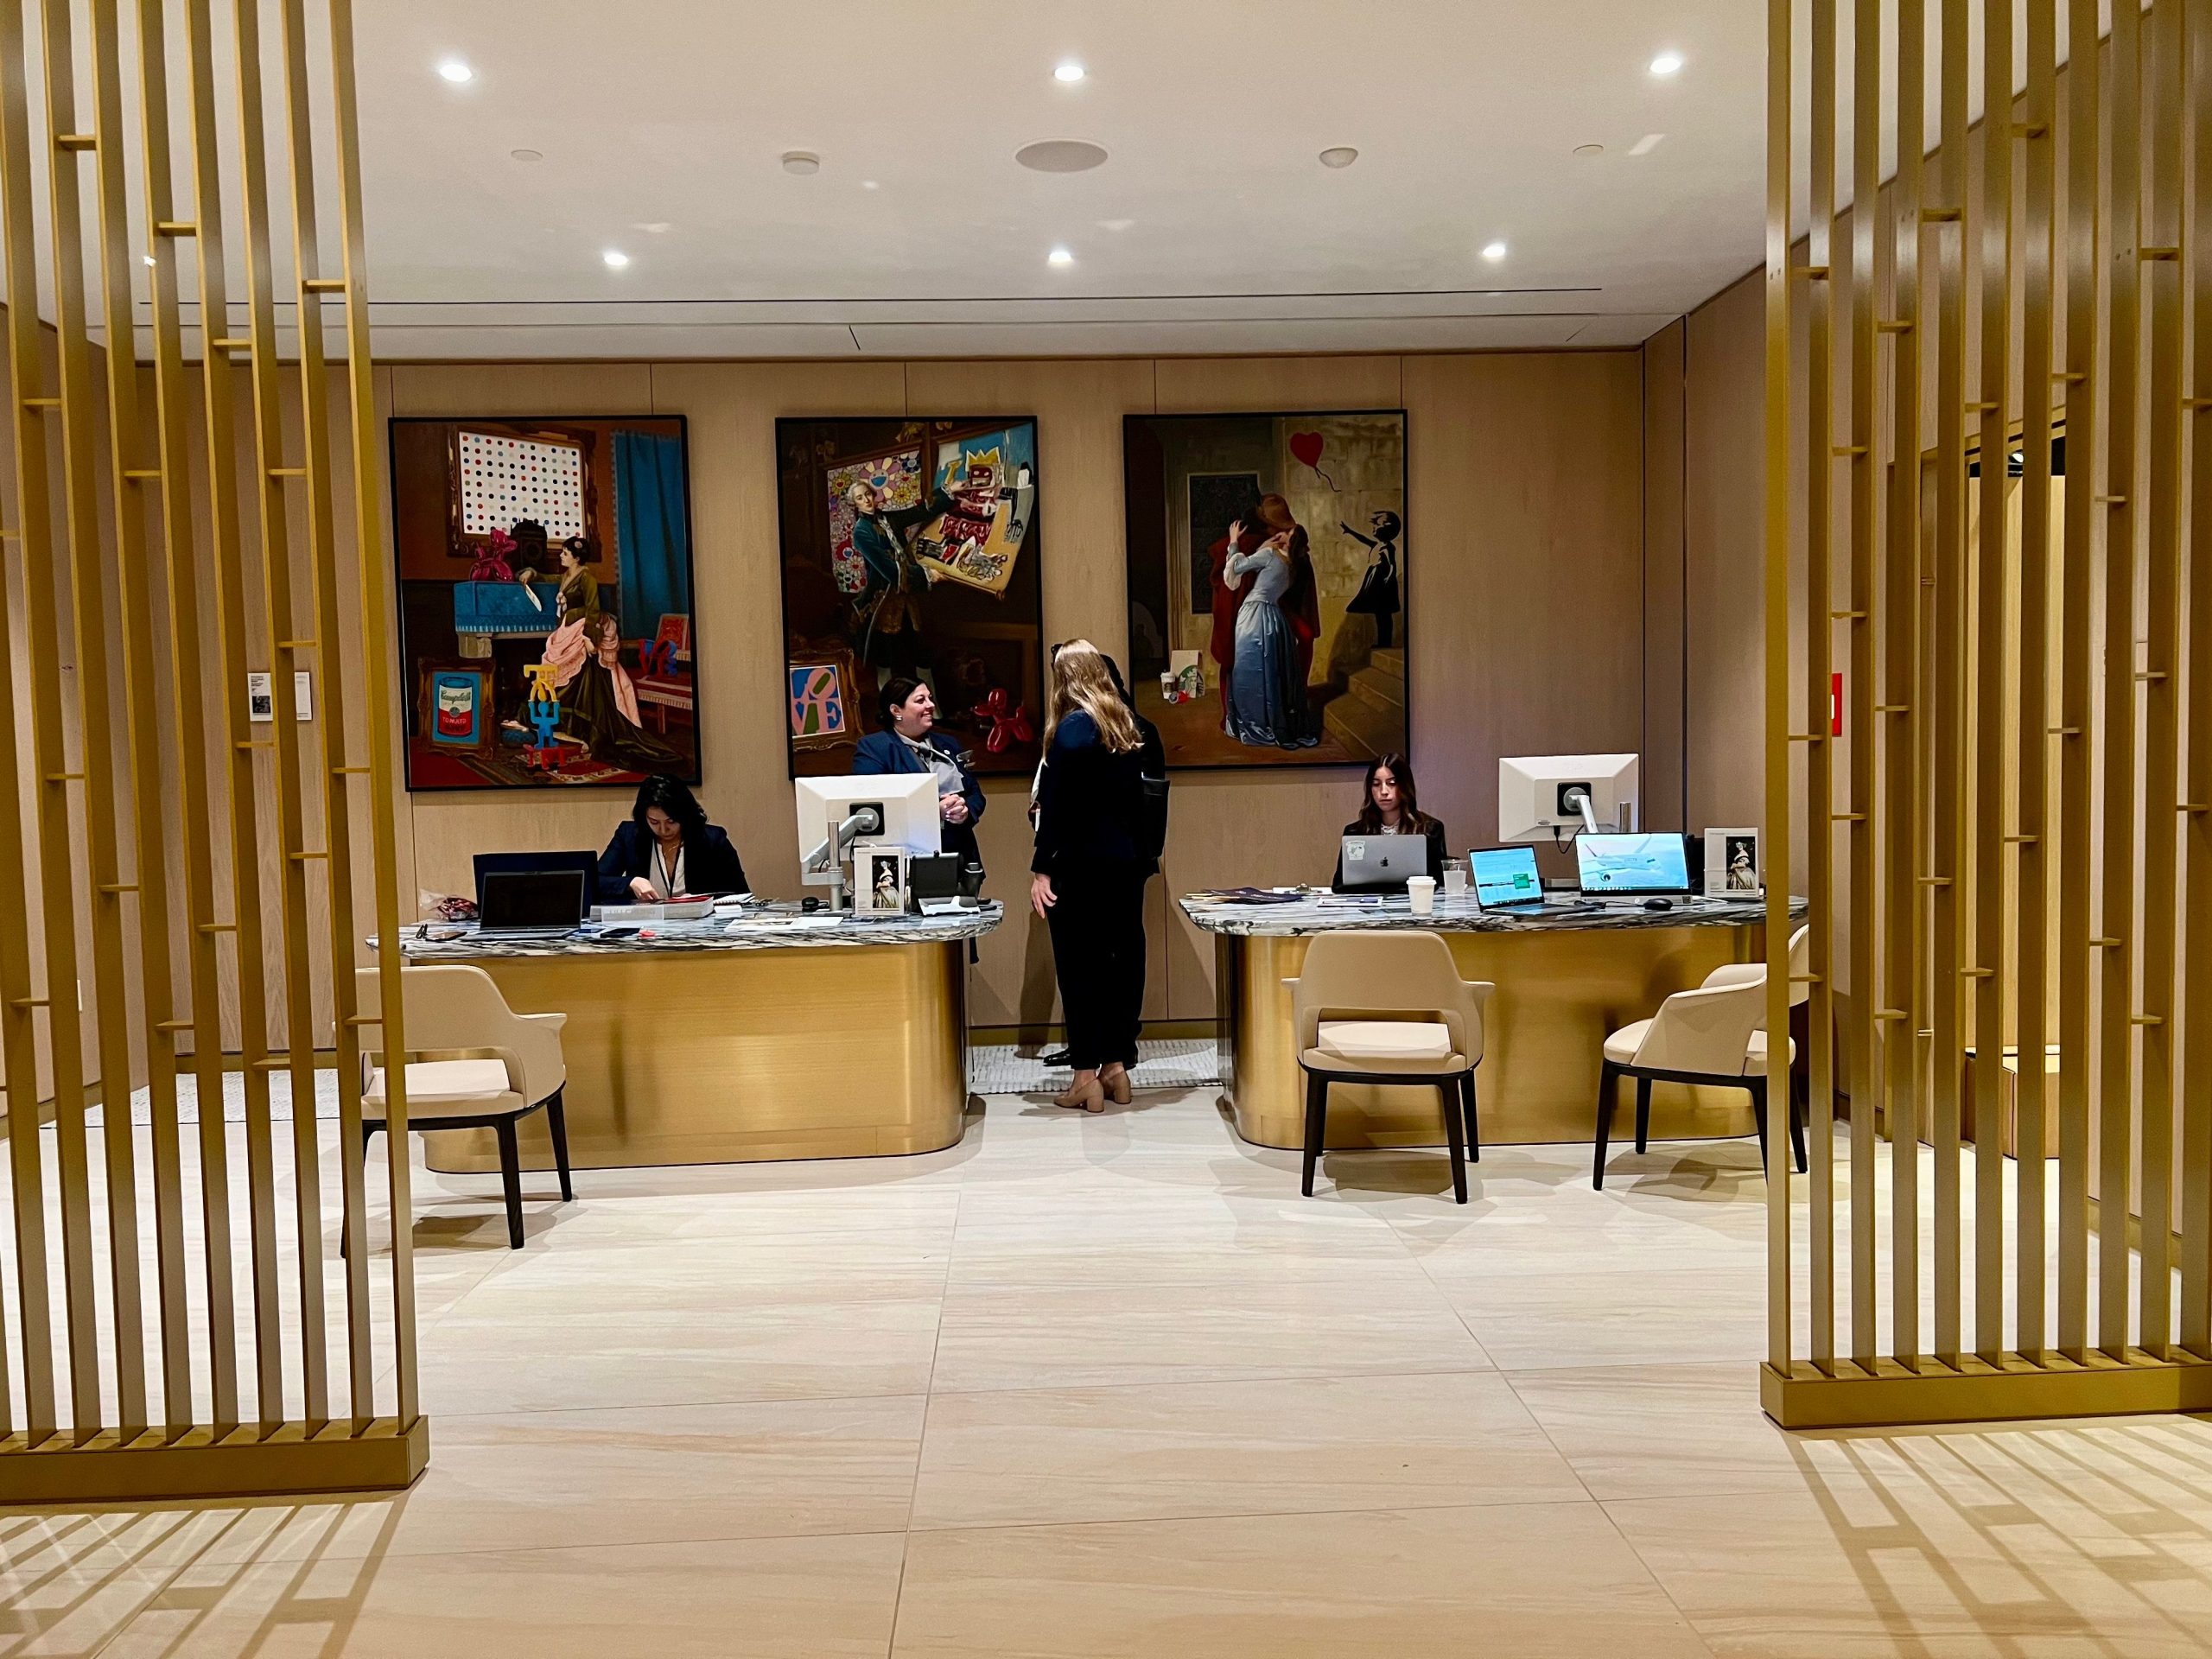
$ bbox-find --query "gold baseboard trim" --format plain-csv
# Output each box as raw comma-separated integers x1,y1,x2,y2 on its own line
1761,1352,2212,1429
0,1416,429,1504
972,1020,1217,1044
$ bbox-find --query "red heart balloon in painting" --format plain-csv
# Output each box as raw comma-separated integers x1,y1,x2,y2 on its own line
1288,430,1325,470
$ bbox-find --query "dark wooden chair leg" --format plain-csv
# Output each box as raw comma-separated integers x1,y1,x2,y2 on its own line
1634,1076,1654,1154
1439,1081,1467,1205
1594,1060,1618,1190
546,1089,575,1202
1788,1077,1808,1173
1749,1077,1770,1168
1461,1071,1481,1163
1301,1070,1328,1197
494,1118,525,1248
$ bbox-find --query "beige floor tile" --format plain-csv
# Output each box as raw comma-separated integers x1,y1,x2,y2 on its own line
929,1267,1491,1392
1607,1477,2212,1648
416,1296,944,1413
0,1518,188,1657
1701,1635,2212,1657
911,1370,1584,1529
103,1533,906,1658
890,1502,1713,1657
1437,1263,1768,1370
177,1395,926,1567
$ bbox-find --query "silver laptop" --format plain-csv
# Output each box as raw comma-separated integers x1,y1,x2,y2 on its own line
477,868,588,938
1338,835,1424,893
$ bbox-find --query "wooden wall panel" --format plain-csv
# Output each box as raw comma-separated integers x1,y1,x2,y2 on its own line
1643,319,1688,833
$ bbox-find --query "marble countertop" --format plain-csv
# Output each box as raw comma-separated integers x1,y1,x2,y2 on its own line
1179,889,1804,938
385,901,1002,960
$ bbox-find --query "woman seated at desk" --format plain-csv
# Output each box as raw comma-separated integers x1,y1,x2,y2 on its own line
1332,752,1447,891
596,774,750,903
852,676,987,872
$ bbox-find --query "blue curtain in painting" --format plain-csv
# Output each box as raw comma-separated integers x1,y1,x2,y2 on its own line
613,430,688,633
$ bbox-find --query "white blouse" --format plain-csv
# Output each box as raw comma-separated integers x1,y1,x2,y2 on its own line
646,843,685,899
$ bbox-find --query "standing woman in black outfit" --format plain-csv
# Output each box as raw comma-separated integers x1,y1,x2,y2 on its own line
1032,640,1160,1114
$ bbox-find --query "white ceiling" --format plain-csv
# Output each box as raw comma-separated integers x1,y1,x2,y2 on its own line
7,1,2116,361
350,0,1770,359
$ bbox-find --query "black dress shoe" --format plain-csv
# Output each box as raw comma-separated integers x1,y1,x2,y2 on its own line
1040,1046,1072,1067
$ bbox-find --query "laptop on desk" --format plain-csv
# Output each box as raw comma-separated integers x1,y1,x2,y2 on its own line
477,868,588,938
1337,835,1425,893
1471,845,1594,913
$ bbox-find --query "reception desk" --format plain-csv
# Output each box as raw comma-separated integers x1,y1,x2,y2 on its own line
1186,892,1795,1149
391,905,1000,1171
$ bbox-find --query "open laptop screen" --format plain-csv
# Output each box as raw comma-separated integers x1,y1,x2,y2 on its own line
480,868,587,931
1574,832,1690,894
1471,845,1542,908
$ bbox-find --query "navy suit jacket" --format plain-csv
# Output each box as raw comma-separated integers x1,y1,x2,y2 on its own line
595,820,749,904
852,728,985,867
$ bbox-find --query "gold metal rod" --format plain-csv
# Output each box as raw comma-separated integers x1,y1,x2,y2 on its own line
0,0,105,1441
327,0,419,1426
1970,0,2013,1368
2135,0,2185,1360
1928,0,1970,1371
2100,0,2144,1362
35,0,156,1440
1803,0,1837,1379
135,0,237,1433
2183,0,2212,1362
1764,0,1796,1376
1884,0,1929,1376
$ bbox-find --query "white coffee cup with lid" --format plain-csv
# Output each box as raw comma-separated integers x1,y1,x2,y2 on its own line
1406,875,1437,917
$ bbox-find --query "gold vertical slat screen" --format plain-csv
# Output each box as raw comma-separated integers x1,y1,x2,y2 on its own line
0,0,421,1498
1766,0,2212,1428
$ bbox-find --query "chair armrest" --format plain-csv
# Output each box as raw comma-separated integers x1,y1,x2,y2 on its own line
1700,962,1765,991
505,1014,568,1105
520,1011,569,1034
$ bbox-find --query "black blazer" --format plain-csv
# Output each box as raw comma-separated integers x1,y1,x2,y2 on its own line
1331,817,1447,892
1032,709,1155,877
596,820,749,903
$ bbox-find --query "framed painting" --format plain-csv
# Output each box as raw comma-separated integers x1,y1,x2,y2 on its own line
774,416,1043,779
1123,410,1407,771
389,415,702,791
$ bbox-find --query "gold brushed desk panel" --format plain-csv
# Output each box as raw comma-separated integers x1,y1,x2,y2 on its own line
1217,926,1762,1148
423,943,969,1172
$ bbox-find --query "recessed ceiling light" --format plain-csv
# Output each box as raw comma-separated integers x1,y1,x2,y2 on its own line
1016,139,1109,173
510,147,543,163
602,249,630,269
1649,50,1684,76
1054,61,1085,82
1629,132,1666,156
1481,240,1508,261
1048,246,1074,267
1573,143,1605,157
1319,146,1359,169
436,59,473,83
861,179,880,190
782,150,820,175
1096,217,1135,232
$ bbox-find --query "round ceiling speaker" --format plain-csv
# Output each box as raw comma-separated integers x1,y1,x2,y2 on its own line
782,150,821,175
1015,139,1109,173
1319,146,1359,169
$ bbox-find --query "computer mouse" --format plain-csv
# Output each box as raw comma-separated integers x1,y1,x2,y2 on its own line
801,895,822,912
1642,897,1674,912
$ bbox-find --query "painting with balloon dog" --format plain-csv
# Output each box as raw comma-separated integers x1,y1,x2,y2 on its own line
1122,410,1408,769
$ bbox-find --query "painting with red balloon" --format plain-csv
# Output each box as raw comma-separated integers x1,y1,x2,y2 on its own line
774,416,1044,779
1122,410,1408,769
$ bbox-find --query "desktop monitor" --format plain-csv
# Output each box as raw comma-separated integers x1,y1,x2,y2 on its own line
1497,753,1640,842
1470,845,1543,908
472,849,599,912
794,773,940,889
1574,831,1690,894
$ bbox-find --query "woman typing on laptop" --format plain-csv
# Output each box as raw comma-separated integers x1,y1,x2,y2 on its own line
1331,753,1447,893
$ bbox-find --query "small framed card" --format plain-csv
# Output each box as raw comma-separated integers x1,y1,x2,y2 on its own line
856,845,909,914
1705,827,1763,899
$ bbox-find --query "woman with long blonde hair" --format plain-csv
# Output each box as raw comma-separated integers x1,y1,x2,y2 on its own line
1031,640,1164,1112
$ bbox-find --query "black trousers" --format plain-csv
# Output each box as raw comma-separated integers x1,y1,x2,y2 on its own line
1045,861,1149,1071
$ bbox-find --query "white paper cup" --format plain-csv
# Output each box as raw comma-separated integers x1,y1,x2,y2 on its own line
1407,875,1437,916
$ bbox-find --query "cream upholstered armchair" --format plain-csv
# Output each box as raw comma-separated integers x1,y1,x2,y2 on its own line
1592,937,1808,1191
354,964,573,1247
1286,931,1494,1204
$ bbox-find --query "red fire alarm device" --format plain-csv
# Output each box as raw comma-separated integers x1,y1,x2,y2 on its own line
1831,672,1844,737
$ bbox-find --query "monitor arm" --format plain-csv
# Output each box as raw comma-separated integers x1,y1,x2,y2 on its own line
1559,785,1600,836
803,805,883,877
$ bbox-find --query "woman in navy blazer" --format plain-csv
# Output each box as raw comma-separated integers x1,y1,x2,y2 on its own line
852,677,986,871
595,775,749,903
